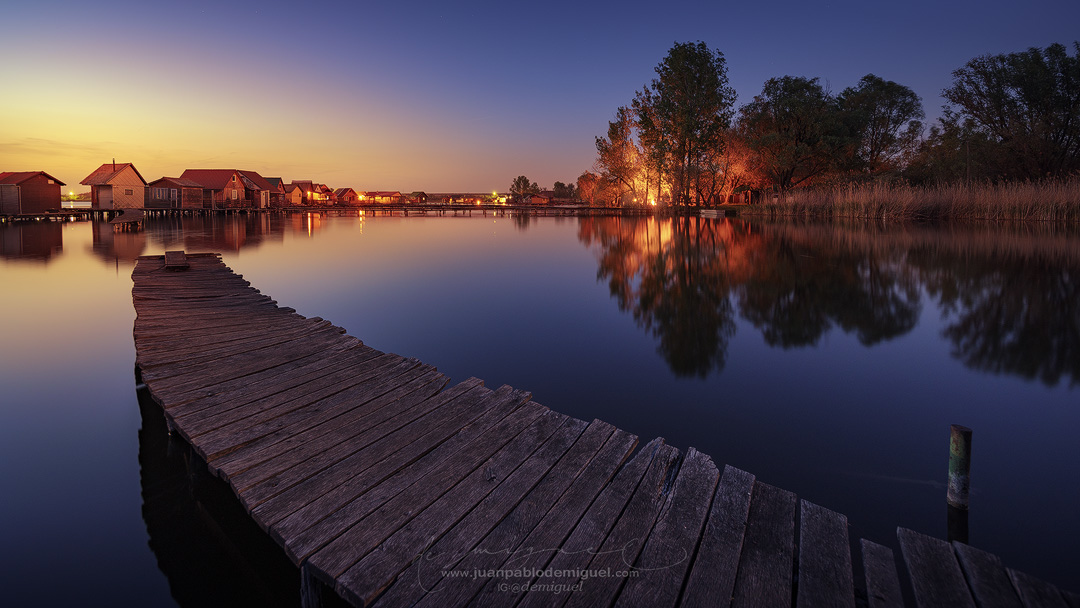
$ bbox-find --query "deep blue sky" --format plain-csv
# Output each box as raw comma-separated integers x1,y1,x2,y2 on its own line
3,0,1078,191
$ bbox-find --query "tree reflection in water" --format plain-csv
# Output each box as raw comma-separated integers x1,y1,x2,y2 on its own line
578,216,1080,386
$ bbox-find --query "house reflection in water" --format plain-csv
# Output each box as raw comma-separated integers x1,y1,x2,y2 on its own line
0,222,64,262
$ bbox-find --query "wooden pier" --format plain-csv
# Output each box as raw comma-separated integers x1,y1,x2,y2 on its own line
132,252,1077,608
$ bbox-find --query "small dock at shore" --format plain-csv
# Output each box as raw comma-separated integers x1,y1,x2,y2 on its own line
131,251,1076,607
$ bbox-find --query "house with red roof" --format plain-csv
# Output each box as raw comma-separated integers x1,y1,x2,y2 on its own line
179,169,274,209
263,177,287,207
80,162,147,209
0,171,65,214
180,169,245,209
283,183,305,206
334,187,359,205
147,177,205,209
290,180,335,206
362,191,403,205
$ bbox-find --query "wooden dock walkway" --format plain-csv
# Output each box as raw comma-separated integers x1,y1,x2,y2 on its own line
132,252,1077,608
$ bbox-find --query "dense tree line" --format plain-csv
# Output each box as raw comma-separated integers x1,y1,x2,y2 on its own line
580,40,1080,206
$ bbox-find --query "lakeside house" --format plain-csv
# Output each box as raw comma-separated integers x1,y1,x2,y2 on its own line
526,191,553,205
361,191,403,205
0,171,65,214
264,178,287,207
334,187,359,205
283,183,305,206
180,169,274,209
147,177,204,209
291,180,335,206
81,162,147,209
239,171,274,208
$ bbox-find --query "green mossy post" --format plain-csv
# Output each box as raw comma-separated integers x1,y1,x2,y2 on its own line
947,425,972,510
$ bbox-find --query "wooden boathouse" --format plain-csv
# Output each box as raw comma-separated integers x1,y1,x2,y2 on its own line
131,252,1077,607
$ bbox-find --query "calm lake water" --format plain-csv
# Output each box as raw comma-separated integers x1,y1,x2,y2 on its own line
1,211,1077,605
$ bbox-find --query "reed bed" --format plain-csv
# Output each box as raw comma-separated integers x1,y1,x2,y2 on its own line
750,179,1080,221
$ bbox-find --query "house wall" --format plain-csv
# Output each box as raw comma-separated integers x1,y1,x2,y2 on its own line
6,174,62,213
208,173,246,208
147,182,176,208
109,166,147,209
285,189,304,206
181,188,202,209
92,185,113,209
1,184,22,214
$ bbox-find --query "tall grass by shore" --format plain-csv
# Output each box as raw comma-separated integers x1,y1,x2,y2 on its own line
749,179,1080,221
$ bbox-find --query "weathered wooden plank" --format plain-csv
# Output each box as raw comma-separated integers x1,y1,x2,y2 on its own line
730,481,797,608
141,334,350,395
860,539,903,608
274,387,533,563
305,403,554,583
136,320,341,368
796,500,855,608
242,384,518,523
897,527,975,608
135,318,337,361
547,442,681,608
376,421,630,608
209,375,469,479
217,368,448,488
335,416,587,607
143,332,356,396
191,364,439,461
503,437,671,608
953,542,1023,608
680,465,755,608
162,343,381,419
614,448,720,608
1008,569,1069,608
163,250,188,268
140,328,350,386
178,355,419,440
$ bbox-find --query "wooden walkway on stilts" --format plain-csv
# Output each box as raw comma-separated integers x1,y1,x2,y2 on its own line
132,252,1077,608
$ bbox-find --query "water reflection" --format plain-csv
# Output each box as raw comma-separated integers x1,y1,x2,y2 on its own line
579,216,1080,386
0,222,63,262
137,386,302,607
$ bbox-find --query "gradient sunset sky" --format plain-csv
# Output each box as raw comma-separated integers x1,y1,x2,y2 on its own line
2,0,1077,193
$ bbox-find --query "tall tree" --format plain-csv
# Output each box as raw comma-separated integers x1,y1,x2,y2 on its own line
509,175,539,203
594,106,641,205
839,74,925,173
943,42,1080,178
738,76,847,191
636,41,736,205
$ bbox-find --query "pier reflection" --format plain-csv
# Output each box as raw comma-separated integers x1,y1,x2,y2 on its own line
136,386,302,608
579,216,1080,385
0,221,63,262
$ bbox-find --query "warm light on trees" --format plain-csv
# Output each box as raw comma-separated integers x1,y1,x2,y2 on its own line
636,41,736,206
738,76,846,192
594,106,642,205
509,175,539,203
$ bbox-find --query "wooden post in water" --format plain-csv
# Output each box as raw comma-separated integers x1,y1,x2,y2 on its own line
947,425,972,510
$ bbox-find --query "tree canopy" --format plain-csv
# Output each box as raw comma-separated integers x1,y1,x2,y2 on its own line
635,41,736,205
839,74,924,173
738,76,846,191
942,42,1080,179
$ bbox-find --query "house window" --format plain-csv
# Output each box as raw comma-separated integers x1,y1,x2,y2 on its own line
231,190,238,200
231,176,236,183
171,189,177,200
125,189,133,195
48,179,55,184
